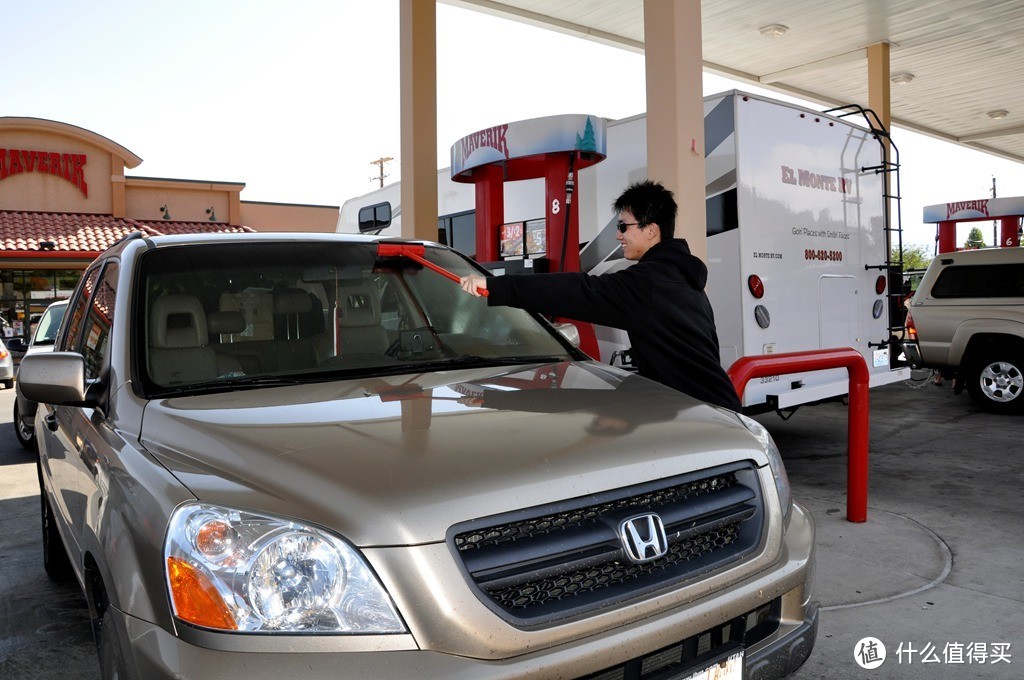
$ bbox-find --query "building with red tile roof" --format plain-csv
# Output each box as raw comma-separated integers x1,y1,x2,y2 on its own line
0,117,338,339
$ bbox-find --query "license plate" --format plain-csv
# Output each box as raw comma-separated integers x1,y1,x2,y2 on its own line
676,650,743,680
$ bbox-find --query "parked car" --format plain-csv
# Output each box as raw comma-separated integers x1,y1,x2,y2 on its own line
19,232,816,679
902,247,1024,413
0,337,14,389
11,299,68,449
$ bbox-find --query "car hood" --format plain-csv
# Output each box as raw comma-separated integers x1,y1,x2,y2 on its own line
141,361,762,546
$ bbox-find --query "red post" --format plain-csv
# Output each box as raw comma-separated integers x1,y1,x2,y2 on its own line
1000,216,1020,248
474,164,503,262
937,220,957,253
728,348,870,523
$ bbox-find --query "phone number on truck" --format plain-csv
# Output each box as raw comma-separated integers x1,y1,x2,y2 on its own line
804,249,843,262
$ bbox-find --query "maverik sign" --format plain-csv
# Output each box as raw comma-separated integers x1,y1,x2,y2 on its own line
923,196,1024,223
450,114,607,179
0,147,88,197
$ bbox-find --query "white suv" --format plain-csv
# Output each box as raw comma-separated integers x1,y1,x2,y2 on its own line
902,247,1024,413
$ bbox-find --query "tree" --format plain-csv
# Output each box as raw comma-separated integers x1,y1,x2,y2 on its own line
575,117,597,152
964,226,986,249
892,243,932,271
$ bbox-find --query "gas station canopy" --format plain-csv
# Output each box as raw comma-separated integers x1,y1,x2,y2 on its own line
444,0,1024,165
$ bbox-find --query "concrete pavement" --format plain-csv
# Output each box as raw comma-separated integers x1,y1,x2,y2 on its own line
0,374,1021,679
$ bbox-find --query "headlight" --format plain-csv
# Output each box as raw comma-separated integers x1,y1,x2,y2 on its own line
165,503,406,634
737,414,793,526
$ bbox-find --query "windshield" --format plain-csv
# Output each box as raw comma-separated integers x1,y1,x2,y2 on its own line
137,241,573,394
32,303,68,347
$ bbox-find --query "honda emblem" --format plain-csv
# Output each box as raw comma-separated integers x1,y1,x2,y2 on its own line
619,514,669,563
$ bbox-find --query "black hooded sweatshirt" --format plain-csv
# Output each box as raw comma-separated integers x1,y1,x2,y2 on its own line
485,238,742,411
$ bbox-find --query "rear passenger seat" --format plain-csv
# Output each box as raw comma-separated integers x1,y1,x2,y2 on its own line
209,290,327,375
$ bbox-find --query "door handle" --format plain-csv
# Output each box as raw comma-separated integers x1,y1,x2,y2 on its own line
79,444,99,477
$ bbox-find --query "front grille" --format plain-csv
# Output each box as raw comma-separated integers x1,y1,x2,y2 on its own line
449,462,764,626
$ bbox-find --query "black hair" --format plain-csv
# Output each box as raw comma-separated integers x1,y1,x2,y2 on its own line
612,180,678,239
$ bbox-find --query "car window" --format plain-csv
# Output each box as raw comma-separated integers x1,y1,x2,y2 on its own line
80,264,118,381
931,263,1024,298
30,303,68,347
137,242,572,394
62,267,102,353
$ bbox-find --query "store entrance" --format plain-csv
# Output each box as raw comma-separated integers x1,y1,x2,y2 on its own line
1,268,81,342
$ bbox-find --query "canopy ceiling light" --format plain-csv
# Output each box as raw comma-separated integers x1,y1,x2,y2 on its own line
987,109,1009,119
759,24,789,39
890,73,915,85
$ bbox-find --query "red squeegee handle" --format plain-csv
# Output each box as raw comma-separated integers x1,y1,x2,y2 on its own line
377,243,489,297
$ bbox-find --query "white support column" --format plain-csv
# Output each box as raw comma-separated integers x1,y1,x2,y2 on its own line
399,0,439,241
643,0,706,261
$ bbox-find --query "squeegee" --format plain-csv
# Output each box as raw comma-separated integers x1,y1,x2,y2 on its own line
377,242,489,297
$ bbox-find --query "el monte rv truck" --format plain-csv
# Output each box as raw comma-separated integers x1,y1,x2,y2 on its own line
340,91,910,411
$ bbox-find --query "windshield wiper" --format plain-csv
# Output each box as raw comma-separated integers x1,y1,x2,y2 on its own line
152,375,316,397
365,355,566,377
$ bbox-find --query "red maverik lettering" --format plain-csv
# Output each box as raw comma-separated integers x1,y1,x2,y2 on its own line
460,124,510,161
946,199,989,218
0,148,88,197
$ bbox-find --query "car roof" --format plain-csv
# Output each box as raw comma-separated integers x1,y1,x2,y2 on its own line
935,248,1024,264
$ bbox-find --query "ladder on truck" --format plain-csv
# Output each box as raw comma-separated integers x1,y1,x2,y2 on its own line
824,103,906,367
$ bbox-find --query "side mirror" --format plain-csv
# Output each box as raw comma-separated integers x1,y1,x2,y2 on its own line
552,322,581,348
6,337,28,353
18,352,89,405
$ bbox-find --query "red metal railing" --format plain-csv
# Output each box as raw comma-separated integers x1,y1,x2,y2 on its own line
728,348,870,523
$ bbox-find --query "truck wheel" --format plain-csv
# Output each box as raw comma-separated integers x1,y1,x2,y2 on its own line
41,492,73,581
965,350,1024,414
13,400,36,450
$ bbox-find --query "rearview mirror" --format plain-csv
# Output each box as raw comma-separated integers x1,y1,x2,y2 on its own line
552,322,581,348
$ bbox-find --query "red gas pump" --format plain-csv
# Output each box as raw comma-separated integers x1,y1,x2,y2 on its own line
450,115,608,358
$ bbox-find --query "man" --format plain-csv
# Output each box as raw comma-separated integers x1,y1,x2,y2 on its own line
459,180,741,411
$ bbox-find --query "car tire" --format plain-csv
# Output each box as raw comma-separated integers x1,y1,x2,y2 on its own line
965,348,1024,414
13,400,35,450
41,491,73,581
2,379,12,389
97,604,132,680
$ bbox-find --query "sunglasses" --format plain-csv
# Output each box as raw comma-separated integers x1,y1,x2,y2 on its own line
616,221,643,233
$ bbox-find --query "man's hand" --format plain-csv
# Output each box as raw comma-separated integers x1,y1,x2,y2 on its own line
459,275,489,297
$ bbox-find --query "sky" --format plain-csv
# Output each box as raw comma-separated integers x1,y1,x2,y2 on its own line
5,0,1023,252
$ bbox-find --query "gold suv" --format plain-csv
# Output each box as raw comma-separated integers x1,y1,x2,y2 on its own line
19,232,816,679
903,247,1024,413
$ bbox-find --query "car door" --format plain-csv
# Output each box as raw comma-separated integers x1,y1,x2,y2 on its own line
37,261,119,566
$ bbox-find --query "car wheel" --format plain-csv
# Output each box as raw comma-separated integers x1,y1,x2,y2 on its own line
965,349,1024,414
41,492,73,581
97,605,132,680
13,400,36,450
2,379,12,389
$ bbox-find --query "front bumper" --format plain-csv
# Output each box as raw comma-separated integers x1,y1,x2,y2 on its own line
120,598,817,680
117,502,816,679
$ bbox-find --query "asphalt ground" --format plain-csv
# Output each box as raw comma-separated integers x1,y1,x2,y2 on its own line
0,373,1021,679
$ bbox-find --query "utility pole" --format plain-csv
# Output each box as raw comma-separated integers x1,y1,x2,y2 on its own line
991,176,997,247
370,156,394,188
